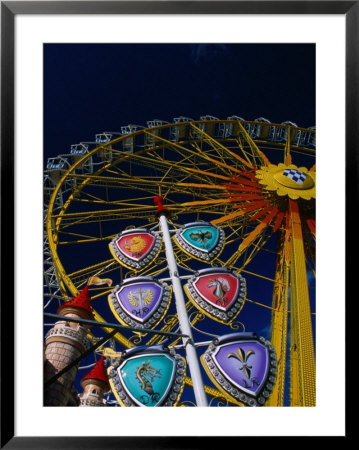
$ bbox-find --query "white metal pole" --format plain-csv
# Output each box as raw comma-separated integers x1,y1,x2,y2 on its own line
158,213,208,406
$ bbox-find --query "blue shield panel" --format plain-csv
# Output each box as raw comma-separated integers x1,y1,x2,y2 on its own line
108,347,186,407
173,222,225,261
120,354,175,406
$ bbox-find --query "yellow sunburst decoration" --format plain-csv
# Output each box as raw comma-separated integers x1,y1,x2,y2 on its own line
255,163,316,200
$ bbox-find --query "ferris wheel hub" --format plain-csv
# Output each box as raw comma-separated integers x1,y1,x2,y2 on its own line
255,163,316,200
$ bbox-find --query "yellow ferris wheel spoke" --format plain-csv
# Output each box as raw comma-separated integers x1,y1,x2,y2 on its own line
185,168,234,182
145,128,251,175
284,126,292,165
57,235,116,246
45,118,315,407
67,260,118,285
188,122,258,169
178,182,227,191
236,121,271,166
226,230,272,269
144,130,211,160
233,134,257,168
181,198,233,207
211,208,249,225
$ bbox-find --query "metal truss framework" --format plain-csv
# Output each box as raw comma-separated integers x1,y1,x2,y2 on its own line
44,117,316,406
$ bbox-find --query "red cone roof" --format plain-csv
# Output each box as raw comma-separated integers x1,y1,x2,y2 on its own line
81,356,109,386
57,285,94,319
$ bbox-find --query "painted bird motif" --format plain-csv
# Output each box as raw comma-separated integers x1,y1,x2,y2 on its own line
128,288,154,317
189,229,212,244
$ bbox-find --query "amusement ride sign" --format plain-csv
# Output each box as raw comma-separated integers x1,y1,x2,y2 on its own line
109,228,162,270
108,345,186,407
173,222,225,261
184,267,246,324
201,333,277,406
105,201,276,407
108,276,172,331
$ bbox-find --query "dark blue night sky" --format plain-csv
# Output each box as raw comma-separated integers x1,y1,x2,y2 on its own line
44,43,315,406
44,43,315,162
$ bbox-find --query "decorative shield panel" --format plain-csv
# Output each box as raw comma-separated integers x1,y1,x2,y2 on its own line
108,277,171,330
108,346,186,407
201,333,277,406
109,228,162,270
184,268,246,324
173,222,225,261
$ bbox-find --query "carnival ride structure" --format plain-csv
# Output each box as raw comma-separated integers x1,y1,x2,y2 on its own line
43,116,316,407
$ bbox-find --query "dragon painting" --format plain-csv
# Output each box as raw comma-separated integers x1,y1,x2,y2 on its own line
135,360,162,404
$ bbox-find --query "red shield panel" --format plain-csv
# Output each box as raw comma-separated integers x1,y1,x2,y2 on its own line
109,229,161,270
184,268,246,324
193,272,239,311
116,232,155,262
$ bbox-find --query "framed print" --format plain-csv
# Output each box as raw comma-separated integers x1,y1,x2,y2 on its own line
1,1,353,447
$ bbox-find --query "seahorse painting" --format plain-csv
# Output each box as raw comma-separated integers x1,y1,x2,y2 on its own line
135,360,162,404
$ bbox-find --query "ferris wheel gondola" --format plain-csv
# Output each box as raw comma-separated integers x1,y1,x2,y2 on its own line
44,116,315,407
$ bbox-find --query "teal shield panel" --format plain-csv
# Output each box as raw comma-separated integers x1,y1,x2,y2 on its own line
174,222,225,261
181,225,219,252
119,353,176,406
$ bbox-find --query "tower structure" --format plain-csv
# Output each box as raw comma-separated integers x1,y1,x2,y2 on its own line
79,356,110,406
44,286,93,406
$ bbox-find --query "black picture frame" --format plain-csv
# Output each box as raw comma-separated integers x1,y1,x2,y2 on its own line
1,1,353,447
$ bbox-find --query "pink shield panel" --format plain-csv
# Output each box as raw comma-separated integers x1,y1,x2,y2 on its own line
116,232,155,262
193,272,239,311
184,268,246,324
109,229,162,270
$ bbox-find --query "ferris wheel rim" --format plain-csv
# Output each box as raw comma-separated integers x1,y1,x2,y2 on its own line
44,116,316,407
45,117,316,298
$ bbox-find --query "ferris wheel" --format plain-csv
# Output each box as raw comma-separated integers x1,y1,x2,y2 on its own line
44,116,316,407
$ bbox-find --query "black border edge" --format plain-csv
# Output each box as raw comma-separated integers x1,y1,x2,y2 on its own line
0,1,14,449
345,1,358,442
1,1,354,448
1,1,357,15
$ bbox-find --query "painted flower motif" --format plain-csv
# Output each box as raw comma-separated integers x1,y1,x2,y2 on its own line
255,163,316,200
228,346,255,379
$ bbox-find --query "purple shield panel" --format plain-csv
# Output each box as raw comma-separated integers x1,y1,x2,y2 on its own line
108,277,172,330
213,340,268,396
117,282,163,323
201,333,277,406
